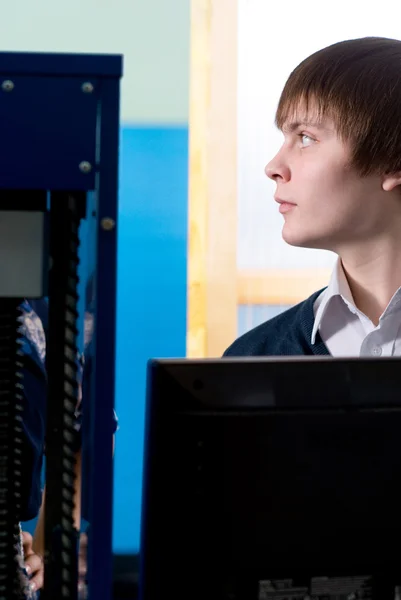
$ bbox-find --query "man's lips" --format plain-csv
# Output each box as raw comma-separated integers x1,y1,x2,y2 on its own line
274,197,297,214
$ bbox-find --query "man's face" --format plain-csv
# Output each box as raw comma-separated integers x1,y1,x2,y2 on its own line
265,108,389,255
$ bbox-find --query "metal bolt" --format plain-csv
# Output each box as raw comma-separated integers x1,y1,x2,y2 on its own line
2,80,14,92
79,161,92,174
82,82,94,94
101,217,115,231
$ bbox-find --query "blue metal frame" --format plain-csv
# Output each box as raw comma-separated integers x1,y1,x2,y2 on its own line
0,51,122,77
0,51,123,600
86,76,121,600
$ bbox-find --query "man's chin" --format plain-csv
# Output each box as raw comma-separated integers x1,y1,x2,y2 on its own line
282,230,326,250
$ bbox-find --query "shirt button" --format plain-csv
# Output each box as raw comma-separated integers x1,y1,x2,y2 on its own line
371,346,382,357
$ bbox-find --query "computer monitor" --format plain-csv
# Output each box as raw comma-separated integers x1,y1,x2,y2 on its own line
139,357,401,600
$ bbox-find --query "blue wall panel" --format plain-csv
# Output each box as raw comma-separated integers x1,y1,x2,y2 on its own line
113,125,188,553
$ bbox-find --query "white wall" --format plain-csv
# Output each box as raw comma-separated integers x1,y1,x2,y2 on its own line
0,0,190,124
237,0,401,271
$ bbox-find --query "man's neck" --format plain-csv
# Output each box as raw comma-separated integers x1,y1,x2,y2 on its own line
340,245,401,326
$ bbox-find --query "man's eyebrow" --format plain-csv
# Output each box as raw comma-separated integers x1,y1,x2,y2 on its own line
281,120,332,133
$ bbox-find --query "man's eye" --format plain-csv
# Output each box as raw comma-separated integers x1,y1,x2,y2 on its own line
298,133,315,147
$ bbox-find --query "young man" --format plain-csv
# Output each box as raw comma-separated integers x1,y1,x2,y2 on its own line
224,36,401,358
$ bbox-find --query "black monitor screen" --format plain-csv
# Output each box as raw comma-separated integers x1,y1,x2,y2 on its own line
139,357,401,600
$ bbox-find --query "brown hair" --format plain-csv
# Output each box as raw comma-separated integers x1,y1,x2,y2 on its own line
275,37,401,177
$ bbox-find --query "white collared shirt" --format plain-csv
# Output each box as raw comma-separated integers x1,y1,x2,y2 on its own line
312,258,401,357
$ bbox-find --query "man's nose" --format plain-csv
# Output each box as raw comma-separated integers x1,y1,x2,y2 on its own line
265,157,290,182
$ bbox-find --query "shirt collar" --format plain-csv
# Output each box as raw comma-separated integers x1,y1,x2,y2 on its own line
311,257,356,344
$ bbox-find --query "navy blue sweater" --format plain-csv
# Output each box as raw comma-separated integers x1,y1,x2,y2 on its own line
224,289,330,356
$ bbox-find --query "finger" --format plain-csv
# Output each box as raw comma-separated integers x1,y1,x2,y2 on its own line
25,553,43,576
21,531,33,551
78,556,87,577
78,565,87,580
28,567,44,594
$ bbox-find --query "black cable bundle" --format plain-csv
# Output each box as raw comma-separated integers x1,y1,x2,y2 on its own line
42,192,85,600
0,299,26,600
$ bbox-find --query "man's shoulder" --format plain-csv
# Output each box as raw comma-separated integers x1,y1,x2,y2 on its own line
223,304,303,356
223,289,323,357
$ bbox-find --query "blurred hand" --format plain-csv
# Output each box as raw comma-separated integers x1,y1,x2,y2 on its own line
22,531,44,593
78,532,88,598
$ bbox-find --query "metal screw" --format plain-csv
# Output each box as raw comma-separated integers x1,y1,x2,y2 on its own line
101,217,115,231
2,80,14,92
82,82,94,94
79,161,92,174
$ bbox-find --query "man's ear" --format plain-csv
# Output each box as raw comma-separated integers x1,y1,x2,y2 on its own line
382,171,401,191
